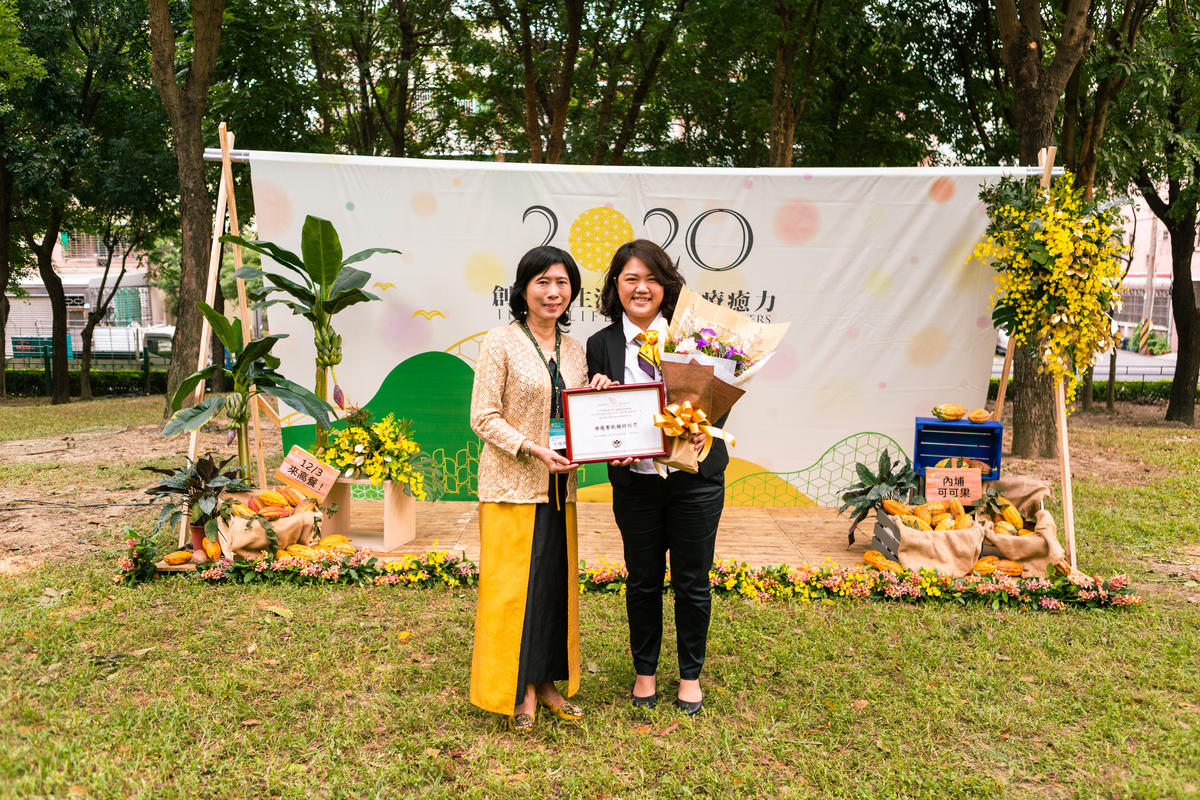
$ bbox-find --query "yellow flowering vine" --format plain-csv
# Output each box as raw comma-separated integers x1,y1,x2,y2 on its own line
319,410,444,500
973,172,1127,403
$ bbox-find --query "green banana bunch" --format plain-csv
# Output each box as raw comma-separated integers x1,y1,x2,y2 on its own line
224,391,247,424
315,324,343,368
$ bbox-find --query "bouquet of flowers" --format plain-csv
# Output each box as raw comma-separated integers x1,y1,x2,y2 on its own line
654,286,790,473
317,409,444,500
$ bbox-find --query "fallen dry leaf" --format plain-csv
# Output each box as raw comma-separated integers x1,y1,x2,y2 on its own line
658,721,681,736
424,747,441,757
632,725,652,734
265,606,292,619
240,719,261,727
852,699,869,710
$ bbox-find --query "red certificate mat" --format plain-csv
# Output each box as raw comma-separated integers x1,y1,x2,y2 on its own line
561,382,668,464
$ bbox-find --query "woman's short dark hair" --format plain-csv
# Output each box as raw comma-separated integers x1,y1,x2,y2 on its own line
599,239,686,323
508,245,582,331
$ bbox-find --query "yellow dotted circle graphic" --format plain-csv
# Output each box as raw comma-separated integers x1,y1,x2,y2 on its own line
568,207,635,272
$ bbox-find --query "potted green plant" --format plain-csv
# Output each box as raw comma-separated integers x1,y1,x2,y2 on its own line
838,449,924,545
163,301,333,474
143,453,254,552
221,215,399,444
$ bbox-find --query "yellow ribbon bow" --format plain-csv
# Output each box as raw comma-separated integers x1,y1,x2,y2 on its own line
653,401,736,466
634,330,660,377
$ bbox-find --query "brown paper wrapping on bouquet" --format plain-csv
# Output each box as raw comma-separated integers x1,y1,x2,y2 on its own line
892,515,985,577
215,491,318,561
655,359,744,473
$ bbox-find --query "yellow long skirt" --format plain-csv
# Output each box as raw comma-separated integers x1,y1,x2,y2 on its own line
469,501,580,715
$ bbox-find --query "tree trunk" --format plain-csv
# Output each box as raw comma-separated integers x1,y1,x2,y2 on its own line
148,0,225,418
1081,365,1093,412
1011,346,1058,457
1165,218,1199,425
769,31,798,168
0,293,8,398
80,324,94,401
0,160,11,399
39,260,70,404
517,1,544,163
1106,348,1116,411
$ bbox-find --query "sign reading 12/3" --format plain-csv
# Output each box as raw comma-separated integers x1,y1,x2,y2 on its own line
522,205,754,272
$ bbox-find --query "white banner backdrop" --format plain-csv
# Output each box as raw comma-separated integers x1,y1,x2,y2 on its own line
248,151,1016,504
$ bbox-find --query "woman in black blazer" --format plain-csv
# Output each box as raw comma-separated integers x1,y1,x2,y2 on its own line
585,239,727,716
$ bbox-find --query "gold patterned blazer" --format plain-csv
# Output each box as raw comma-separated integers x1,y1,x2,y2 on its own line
470,323,589,504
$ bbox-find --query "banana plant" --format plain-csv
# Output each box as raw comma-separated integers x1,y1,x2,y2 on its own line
164,302,333,476
221,215,399,445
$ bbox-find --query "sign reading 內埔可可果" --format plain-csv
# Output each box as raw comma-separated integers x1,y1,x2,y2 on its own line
274,445,338,502
925,468,983,505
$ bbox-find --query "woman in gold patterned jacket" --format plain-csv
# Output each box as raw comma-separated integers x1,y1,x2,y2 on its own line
468,245,600,732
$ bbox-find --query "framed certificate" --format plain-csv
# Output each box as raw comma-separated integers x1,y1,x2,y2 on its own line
561,382,669,464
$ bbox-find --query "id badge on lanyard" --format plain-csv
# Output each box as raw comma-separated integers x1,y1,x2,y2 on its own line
548,417,567,451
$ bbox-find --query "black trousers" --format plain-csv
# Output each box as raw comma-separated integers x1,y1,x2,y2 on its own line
612,469,724,680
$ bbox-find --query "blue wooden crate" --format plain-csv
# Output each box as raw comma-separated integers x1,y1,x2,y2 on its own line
912,417,1003,476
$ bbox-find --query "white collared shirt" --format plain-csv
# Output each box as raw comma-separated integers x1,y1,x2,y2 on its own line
622,312,671,475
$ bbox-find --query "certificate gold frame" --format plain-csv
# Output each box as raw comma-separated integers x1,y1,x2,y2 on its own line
561,382,668,464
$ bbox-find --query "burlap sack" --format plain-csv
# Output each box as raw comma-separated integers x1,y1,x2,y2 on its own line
980,510,1067,578
214,492,318,560
989,475,1053,519
892,515,985,577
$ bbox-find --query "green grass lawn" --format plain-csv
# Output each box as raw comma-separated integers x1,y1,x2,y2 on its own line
1,398,1198,799
0,396,163,443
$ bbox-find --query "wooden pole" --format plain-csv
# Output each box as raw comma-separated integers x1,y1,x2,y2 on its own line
180,134,232,546
1054,379,1077,568
217,124,267,490
1037,145,1077,568
992,346,1014,422
992,149,1055,424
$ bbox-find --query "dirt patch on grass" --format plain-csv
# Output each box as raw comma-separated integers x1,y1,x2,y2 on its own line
0,416,281,574
989,398,1196,486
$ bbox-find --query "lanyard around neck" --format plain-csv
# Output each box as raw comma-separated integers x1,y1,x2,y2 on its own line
520,322,563,412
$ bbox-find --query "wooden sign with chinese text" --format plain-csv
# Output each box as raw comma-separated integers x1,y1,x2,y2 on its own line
925,468,983,505
274,445,338,502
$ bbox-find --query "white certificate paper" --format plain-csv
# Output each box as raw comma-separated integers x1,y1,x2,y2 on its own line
562,383,668,463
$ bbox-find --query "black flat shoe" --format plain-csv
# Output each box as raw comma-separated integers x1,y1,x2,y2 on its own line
674,696,703,716
631,689,657,710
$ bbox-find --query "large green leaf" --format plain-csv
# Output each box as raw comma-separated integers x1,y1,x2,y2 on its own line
324,288,380,316
163,396,226,437
327,266,373,299
235,267,316,306
170,365,222,411
257,383,333,430
196,302,239,354
235,334,287,375
300,215,343,293
341,246,400,266
220,235,308,278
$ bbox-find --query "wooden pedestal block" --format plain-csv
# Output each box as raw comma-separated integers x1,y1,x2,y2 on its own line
321,478,416,551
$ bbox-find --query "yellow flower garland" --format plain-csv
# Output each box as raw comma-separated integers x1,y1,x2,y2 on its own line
974,172,1127,404
323,413,432,500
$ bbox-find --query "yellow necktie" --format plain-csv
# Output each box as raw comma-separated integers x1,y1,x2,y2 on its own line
634,330,659,378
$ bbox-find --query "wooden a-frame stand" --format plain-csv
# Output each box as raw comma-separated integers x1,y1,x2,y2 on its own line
990,146,1077,569
178,123,269,545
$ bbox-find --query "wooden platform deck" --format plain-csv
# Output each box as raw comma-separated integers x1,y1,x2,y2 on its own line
344,500,867,568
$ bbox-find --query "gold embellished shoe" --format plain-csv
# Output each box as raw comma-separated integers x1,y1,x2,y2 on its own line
536,693,584,721
507,712,535,733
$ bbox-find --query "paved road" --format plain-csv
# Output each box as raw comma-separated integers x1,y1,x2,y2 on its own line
992,349,1185,381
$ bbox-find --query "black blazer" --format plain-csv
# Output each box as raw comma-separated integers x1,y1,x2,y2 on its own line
586,320,729,487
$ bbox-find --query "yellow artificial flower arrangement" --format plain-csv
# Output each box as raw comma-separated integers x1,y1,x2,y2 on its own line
318,409,444,500
974,171,1127,403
